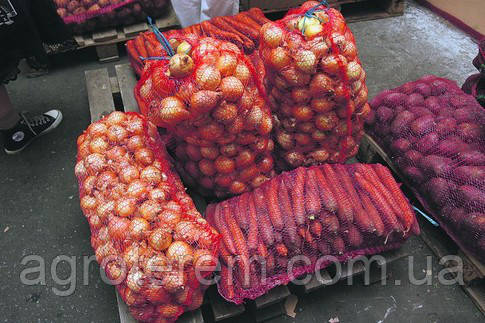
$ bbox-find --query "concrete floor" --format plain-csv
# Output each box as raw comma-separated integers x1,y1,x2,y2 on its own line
0,1,482,322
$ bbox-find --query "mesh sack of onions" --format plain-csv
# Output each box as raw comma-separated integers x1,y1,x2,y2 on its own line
75,112,220,322
206,163,419,304
366,75,485,263
135,36,276,198
55,0,168,34
259,1,370,169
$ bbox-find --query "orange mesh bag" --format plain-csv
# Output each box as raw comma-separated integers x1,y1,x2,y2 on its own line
75,112,220,322
206,163,419,304
135,36,276,198
259,1,370,169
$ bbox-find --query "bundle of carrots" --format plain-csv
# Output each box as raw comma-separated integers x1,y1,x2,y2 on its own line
127,8,270,76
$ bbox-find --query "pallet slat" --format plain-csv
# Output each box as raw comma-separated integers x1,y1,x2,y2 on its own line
115,64,138,112
85,69,116,122
209,287,245,322
254,286,290,309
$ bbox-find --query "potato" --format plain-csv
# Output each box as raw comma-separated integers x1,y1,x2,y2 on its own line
415,132,439,154
382,92,407,106
435,118,456,137
456,122,482,142
459,151,485,166
424,96,440,113
403,166,425,184
404,150,423,165
425,177,453,207
435,137,469,157
405,93,424,107
414,83,432,97
365,109,376,126
410,115,435,135
453,166,485,185
430,79,449,95
391,110,414,136
408,106,432,117
457,185,485,211
376,106,394,123
419,155,452,177
390,138,411,154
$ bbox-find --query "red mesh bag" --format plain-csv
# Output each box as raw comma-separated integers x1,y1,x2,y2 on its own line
55,0,168,34
259,1,370,169
134,37,276,198
75,112,220,322
206,163,419,304
365,75,485,263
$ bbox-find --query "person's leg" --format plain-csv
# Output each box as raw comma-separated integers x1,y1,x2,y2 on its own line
0,85,20,130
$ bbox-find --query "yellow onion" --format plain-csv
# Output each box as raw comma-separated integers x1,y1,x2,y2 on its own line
294,50,317,73
297,16,320,32
157,97,190,125
119,165,139,184
140,166,162,184
158,209,181,229
148,227,172,251
139,199,162,221
87,122,107,137
108,216,130,241
320,54,347,75
214,156,236,174
309,74,334,96
304,23,323,38
251,175,269,188
346,61,362,81
261,23,283,48
238,90,255,110
75,160,87,178
190,90,222,115
280,67,311,87
198,159,216,176
195,64,221,90
291,87,311,104
309,149,330,162
216,53,237,76
343,41,357,60
175,82,196,103
269,47,291,70
169,38,181,50
176,41,192,54
294,133,312,146
311,97,335,112
292,105,314,122
220,76,244,102
258,155,274,173
161,270,186,293
169,53,194,78
229,181,247,194
185,144,202,161
139,77,152,101
83,175,97,194
80,195,97,211
234,64,251,85
134,148,154,166
115,197,136,217
127,179,149,200
212,102,238,124
129,217,150,240
105,111,126,126
107,125,128,143
166,241,194,266
235,149,255,168
126,268,145,292
149,187,168,203
96,170,117,191
220,41,241,54
312,130,327,141
228,115,244,135
298,122,315,133
84,153,106,175
276,131,295,150
127,135,144,151
314,111,338,131
274,75,289,91
245,106,263,129
258,115,273,136
284,151,304,167
199,123,224,140
96,200,115,219
200,146,219,160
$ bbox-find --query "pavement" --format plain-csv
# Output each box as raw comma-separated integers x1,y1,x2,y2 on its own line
0,1,482,322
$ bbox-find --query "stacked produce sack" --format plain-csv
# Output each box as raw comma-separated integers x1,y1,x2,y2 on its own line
206,164,419,303
366,75,485,262
135,36,275,197
54,0,168,34
126,8,270,77
75,112,220,322
259,1,370,168
462,39,485,108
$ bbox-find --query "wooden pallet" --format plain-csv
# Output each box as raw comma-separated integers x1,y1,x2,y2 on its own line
75,5,179,62
241,0,405,22
357,133,485,314
85,64,415,322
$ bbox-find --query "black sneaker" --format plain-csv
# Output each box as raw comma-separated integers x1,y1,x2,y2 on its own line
2,110,63,154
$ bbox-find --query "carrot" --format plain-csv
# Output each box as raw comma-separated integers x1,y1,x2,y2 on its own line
275,243,288,257
257,239,269,258
265,178,284,230
310,221,322,238
246,194,259,250
126,41,143,66
329,236,345,255
334,165,375,233
200,21,244,50
290,167,306,226
220,265,235,300
245,8,271,25
320,214,339,234
135,35,148,58
213,203,237,254
318,240,331,255
145,40,159,58
354,172,402,232
253,187,275,245
305,168,323,217
321,164,353,223
236,193,249,231
342,225,363,247
373,164,415,231
210,16,255,52
358,191,385,237
279,175,298,245
224,15,260,41
313,167,338,212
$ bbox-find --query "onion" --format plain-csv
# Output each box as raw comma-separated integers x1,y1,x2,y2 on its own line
107,125,128,143
258,114,273,136
200,146,219,160
309,38,330,58
166,241,194,266
284,151,304,167
258,156,274,173
125,117,144,135
234,64,251,85
199,159,216,176
144,254,169,278
292,105,314,122
140,166,162,184
127,180,149,200
212,102,238,124
106,146,127,161
96,170,118,191
346,61,362,81
298,122,314,133
294,50,317,73
320,54,347,75
158,210,181,229
119,165,139,184
235,150,255,168
148,228,172,251
108,217,131,243
215,174,234,187
239,164,259,182
129,217,150,240
83,175,97,194
315,112,338,131
126,268,145,292
261,23,283,48
309,149,330,162
214,156,236,174
195,64,221,91
274,75,289,91
135,148,154,166
105,111,126,126
169,54,195,78
228,115,244,134
276,131,295,150
216,53,237,76
176,41,192,54
229,181,247,194
245,106,263,129
312,130,326,141
80,195,98,211
220,144,238,158
280,67,311,87
190,90,222,116
157,97,190,125
200,176,214,189
291,87,311,104
127,135,144,151
78,140,90,159
251,175,269,188
75,160,87,178
161,270,186,293
294,133,312,146
199,123,224,140
220,77,244,102
139,200,162,221
87,122,107,137
84,153,106,175
304,23,323,38
309,74,334,96
269,47,291,70
115,197,136,217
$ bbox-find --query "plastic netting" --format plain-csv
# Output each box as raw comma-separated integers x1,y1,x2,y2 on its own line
75,112,220,322
205,163,419,304
134,36,276,198
365,75,485,263
54,0,168,34
126,8,270,76
259,1,370,169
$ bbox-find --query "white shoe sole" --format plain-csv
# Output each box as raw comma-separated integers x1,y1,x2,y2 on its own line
4,111,63,155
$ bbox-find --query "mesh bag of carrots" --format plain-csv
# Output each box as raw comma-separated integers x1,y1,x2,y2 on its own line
206,164,419,304
55,0,168,34
135,36,276,198
259,1,370,169
365,75,485,263
75,112,220,322
126,8,270,76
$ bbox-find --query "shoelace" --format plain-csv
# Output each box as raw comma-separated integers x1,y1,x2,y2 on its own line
19,113,51,135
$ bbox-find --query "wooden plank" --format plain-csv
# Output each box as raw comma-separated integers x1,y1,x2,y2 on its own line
92,28,118,42
464,282,485,315
96,44,120,63
85,69,115,122
254,302,285,322
208,287,245,321
115,64,138,112
254,286,290,309
178,309,205,323
123,21,149,38
116,291,136,323
303,269,333,293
